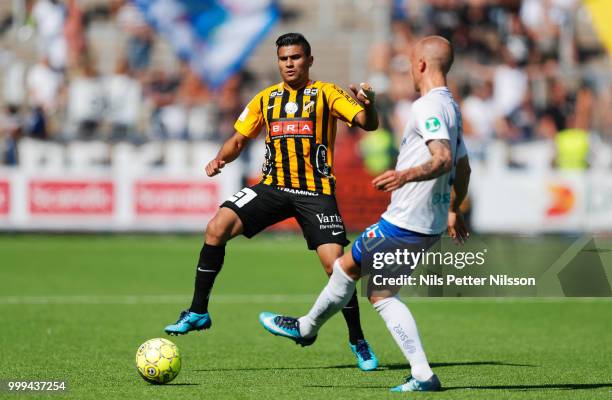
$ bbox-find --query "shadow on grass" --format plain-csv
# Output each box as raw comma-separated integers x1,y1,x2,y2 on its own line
430,361,537,368
150,383,201,386
194,360,534,372
444,383,612,391
303,383,612,391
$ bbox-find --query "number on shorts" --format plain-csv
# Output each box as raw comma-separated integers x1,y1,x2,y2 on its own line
227,187,257,208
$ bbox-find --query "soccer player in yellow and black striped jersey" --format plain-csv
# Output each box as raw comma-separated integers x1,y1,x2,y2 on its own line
165,33,380,370
235,79,364,195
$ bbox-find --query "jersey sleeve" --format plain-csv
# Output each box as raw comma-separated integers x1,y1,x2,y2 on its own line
234,92,264,138
324,84,364,126
413,100,450,142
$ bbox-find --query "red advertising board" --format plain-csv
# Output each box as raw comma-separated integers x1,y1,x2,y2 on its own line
135,181,219,215
29,180,114,215
0,181,9,215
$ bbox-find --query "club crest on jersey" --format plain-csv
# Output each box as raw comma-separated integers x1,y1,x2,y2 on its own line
303,100,315,113
425,117,441,132
284,102,298,114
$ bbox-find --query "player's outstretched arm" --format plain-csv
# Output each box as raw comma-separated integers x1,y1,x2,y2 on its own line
372,139,452,191
205,132,251,177
350,83,379,131
448,155,471,244
450,155,470,212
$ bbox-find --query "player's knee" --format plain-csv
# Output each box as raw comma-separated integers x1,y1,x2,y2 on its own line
368,295,386,305
205,216,231,245
335,254,361,281
322,259,334,276
343,262,361,279
368,291,399,305
317,244,343,276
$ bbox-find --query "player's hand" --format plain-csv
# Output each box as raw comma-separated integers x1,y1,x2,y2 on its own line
448,211,469,245
205,159,225,177
372,170,406,192
349,82,376,106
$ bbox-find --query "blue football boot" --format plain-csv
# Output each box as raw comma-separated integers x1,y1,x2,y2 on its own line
258,312,317,347
390,374,442,392
164,310,211,336
349,339,379,371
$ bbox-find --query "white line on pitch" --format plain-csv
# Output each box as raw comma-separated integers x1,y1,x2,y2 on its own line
0,295,608,305
0,294,317,305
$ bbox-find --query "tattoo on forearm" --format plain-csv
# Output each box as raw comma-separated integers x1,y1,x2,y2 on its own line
407,139,452,182
420,160,435,175
429,139,451,152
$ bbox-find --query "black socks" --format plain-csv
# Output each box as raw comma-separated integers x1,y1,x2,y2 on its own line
189,243,365,345
341,290,365,344
189,243,226,314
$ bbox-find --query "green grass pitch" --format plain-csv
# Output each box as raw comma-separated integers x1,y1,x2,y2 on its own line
0,234,610,399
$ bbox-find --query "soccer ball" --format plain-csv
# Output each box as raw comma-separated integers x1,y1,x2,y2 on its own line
135,338,181,384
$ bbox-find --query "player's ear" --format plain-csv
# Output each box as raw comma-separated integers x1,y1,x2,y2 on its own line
419,59,426,73
308,55,313,68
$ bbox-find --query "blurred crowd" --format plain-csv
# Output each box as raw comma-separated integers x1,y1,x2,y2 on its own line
0,0,249,164
367,0,610,170
0,0,610,170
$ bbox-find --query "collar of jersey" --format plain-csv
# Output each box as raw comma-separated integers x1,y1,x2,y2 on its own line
281,80,313,92
427,86,450,94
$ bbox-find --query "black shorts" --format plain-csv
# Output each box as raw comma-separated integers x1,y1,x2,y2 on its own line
221,183,349,250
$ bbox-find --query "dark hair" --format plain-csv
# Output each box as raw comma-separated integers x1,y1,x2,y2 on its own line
276,33,311,57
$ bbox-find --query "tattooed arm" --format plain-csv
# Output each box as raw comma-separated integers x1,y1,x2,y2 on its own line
372,139,453,192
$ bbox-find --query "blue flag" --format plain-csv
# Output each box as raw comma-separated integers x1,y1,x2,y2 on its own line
132,0,279,88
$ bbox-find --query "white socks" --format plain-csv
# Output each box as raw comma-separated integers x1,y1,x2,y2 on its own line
297,261,434,382
298,260,355,337
373,296,433,381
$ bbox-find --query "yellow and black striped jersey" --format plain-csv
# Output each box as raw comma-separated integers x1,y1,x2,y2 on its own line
234,80,363,195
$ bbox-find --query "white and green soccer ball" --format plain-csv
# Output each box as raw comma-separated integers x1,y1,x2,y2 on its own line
135,338,181,384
